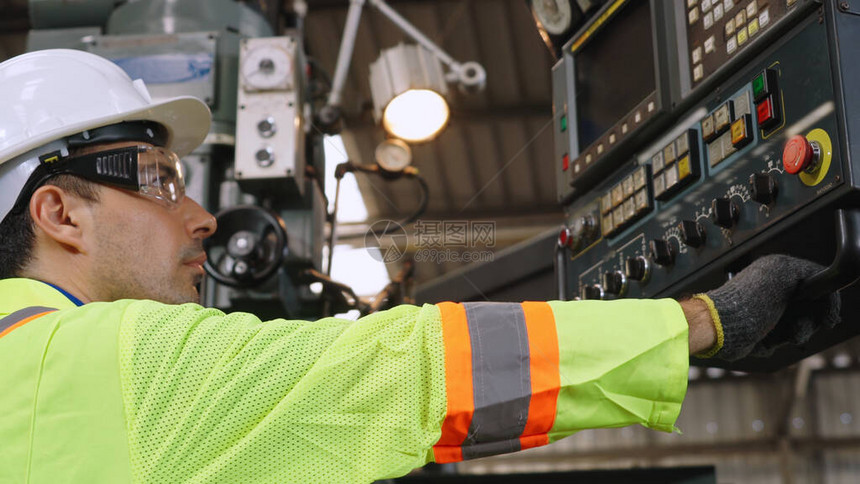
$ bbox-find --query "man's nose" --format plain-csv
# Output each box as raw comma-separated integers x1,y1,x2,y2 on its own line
182,197,217,239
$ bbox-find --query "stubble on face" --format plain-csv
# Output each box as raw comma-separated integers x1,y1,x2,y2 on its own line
88,193,204,304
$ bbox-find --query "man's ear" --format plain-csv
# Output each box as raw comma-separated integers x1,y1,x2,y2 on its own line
29,185,92,254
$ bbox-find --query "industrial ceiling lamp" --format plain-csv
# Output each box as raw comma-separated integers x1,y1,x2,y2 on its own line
370,44,450,143
319,0,486,145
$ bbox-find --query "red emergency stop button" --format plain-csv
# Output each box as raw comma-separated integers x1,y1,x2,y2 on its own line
783,135,816,174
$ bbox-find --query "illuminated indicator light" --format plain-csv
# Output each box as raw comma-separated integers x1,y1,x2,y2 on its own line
756,96,780,130
731,114,752,148
678,155,692,180
562,153,569,171
737,27,748,45
748,18,760,37
752,74,765,99
560,115,567,132
574,162,581,174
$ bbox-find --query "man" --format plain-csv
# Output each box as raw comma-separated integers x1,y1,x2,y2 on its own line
0,50,839,483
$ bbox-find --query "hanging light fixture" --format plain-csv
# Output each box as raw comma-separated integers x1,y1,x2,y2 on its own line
369,44,451,143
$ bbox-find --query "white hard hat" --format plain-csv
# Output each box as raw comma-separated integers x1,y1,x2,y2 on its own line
0,49,211,224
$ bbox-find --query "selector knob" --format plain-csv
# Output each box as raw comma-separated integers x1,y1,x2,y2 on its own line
649,238,676,267
711,197,739,229
750,172,778,204
782,135,821,174
581,284,604,300
625,256,650,282
679,220,707,248
603,271,627,297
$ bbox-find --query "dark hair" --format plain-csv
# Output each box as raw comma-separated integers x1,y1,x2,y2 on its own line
0,175,100,279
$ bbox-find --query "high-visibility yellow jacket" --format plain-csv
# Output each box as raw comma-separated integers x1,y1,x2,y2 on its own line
0,277,688,483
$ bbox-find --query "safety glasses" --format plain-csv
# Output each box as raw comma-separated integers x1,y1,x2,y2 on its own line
38,145,186,207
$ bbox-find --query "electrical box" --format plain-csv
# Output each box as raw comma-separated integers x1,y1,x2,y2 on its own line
235,35,305,196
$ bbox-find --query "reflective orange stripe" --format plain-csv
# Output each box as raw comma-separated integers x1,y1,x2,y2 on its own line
0,311,55,340
520,301,560,450
433,302,473,463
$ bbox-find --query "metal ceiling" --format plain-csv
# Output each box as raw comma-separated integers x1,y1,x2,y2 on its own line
0,0,565,291
304,0,564,288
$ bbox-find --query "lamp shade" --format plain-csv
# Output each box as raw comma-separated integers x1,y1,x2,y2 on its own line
369,44,450,142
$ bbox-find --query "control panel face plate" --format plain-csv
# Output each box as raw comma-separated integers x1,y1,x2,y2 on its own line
561,17,842,301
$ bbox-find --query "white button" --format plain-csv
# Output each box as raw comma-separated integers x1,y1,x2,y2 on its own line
688,0,698,6
704,35,716,54
586,153,593,164
702,0,713,12
574,163,581,173
597,143,604,154
689,7,700,24
692,46,703,64
727,36,738,54
759,8,770,28
723,0,734,11
622,123,628,134
693,64,704,81
746,0,757,17
714,3,724,20
635,111,642,123
704,11,714,29
648,101,655,112
609,133,616,144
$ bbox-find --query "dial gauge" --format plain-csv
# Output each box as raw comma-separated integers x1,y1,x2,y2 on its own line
241,45,293,91
375,139,413,173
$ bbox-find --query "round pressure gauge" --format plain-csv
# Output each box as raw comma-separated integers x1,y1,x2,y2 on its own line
375,139,413,173
532,0,572,35
241,45,293,91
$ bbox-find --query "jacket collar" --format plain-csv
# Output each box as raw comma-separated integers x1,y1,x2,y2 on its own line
0,278,81,317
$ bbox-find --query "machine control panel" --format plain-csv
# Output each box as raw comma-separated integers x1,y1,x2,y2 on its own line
559,12,844,311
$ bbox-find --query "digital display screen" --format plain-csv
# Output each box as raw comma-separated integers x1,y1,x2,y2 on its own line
575,1,655,150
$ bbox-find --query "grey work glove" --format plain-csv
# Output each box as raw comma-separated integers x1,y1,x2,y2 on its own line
694,254,841,361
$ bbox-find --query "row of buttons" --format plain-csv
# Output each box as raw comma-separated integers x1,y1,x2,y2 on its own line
566,94,659,182
600,166,652,237
689,0,774,82
651,130,699,201
701,89,753,167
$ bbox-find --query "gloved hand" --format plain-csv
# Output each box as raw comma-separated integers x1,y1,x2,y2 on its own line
693,254,841,361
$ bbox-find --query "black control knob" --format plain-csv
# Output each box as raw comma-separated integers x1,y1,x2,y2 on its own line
711,197,739,229
603,271,627,296
649,238,676,267
749,172,778,205
581,284,604,300
625,256,650,282
679,220,706,248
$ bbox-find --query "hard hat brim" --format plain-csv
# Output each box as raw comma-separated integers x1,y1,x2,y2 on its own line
0,95,211,164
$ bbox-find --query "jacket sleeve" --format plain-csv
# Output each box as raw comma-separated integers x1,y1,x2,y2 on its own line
118,301,447,484
118,298,688,483
431,299,689,463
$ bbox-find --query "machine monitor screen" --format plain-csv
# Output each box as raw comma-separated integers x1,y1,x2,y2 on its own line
574,1,655,151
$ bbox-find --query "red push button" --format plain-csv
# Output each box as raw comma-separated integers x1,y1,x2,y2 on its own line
558,226,571,248
562,153,569,171
756,96,780,130
783,135,814,174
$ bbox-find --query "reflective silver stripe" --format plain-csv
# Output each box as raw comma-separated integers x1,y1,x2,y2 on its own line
461,302,531,460
0,306,57,334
